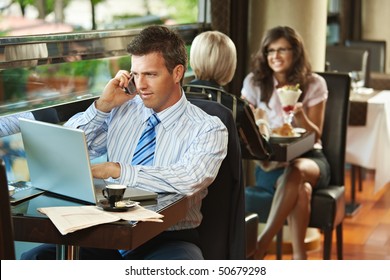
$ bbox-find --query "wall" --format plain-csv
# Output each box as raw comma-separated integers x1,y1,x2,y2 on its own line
247,0,328,73
362,0,390,73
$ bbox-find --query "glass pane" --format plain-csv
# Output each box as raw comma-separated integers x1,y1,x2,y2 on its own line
0,0,208,184
0,55,130,117
1,0,199,35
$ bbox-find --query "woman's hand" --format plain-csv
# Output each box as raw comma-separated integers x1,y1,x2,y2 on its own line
250,104,268,121
293,101,326,142
250,105,271,139
293,102,304,116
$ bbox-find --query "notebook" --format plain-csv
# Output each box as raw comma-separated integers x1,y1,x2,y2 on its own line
18,118,158,204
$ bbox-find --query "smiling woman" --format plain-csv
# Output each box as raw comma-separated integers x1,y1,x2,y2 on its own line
242,26,330,260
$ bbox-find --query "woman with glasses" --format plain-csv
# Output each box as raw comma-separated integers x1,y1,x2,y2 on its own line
241,26,330,259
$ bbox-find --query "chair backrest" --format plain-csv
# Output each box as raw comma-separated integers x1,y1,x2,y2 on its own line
0,158,16,260
189,98,246,260
345,40,386,73
325,45,370,87
183,84,273,161
317,72,351,186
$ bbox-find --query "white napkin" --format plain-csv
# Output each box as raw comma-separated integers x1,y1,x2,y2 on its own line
354,87,374,95
38,205,164,235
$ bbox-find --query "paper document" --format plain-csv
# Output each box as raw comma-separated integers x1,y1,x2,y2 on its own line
38,205,164,235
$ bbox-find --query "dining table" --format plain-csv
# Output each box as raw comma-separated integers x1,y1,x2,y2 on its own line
11,192,188,259
346,90,390,193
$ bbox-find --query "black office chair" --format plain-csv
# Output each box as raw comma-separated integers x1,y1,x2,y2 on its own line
184,84,268,259
189,98,246,260
0,159,16,260
326,45,371,87
345,40,386,73
246,72,350,259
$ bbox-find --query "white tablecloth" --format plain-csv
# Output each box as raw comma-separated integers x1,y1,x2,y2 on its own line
346,90,390,192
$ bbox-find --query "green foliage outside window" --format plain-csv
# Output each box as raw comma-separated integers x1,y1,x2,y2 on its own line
163,0,198,24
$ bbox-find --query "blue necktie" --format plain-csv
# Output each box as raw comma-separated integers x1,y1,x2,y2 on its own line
119,113,160,258
131,113,160,166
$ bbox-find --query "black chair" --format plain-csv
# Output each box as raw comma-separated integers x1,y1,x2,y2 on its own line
326,45,370,87
183,84,272,161
0,159,16,260
184,84,270,259
246,72,350,259
345,40,386,73
305,72,350,259
32,108,60,124
189,98,246,259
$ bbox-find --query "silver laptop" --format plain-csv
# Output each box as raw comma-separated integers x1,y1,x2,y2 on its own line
19,118,158,204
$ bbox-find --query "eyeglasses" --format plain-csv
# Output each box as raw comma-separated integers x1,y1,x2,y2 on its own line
266,48,293,56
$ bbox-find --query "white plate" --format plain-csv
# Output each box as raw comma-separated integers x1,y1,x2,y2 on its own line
293,127,307,134
270,133,301,143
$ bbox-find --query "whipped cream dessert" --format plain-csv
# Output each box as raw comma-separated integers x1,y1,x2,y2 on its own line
276,84,302,113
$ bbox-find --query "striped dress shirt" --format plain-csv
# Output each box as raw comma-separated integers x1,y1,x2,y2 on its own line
0,112,34,137
65,93,228,230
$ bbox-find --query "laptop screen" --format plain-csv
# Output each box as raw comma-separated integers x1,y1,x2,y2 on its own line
19,118,158,204
19,118,97,204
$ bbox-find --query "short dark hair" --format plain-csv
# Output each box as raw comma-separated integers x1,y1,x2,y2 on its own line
127,25,188,74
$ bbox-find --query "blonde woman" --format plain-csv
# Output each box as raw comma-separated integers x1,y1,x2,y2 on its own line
187,30,237,91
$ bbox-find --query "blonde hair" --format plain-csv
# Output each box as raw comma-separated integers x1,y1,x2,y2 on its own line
190,31,237,86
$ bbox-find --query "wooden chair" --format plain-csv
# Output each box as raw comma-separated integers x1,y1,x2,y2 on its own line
246,72,350,259
0,159,16,260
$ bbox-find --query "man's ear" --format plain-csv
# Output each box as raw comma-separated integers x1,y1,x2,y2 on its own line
173,64,185,84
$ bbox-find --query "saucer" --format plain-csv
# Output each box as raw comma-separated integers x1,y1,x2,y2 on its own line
97,199,139,212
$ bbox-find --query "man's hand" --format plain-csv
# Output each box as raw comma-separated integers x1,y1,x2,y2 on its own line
92,162,121,179
95,70,135,112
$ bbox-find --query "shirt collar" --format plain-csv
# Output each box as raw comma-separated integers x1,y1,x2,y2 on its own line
142,90,188,130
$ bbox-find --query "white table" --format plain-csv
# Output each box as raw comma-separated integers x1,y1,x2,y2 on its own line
346,90,390,193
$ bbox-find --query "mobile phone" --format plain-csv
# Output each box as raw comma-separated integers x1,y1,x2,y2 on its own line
124,75,137,95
